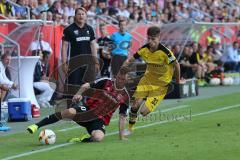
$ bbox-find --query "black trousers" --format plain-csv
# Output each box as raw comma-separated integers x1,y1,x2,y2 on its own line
111,54,128,77
64,55,99,107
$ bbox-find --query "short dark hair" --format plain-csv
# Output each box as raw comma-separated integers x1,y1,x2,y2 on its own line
118,19,126,26
119,66,129,75
1,52,11,60
147,26,160,37
75,7,87,15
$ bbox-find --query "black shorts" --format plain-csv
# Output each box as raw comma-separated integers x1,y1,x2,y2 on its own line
71,105,106,135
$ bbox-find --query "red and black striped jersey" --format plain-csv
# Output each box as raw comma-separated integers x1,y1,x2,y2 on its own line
85,78,129,125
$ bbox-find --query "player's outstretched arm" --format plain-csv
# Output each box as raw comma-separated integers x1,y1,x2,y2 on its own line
61,40,69,75
72,83,90,103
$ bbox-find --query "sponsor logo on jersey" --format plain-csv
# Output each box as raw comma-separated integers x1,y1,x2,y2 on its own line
76,37,90,41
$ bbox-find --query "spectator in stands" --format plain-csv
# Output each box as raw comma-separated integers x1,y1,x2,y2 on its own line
192,43,207,85
47,0,54,7
171,12,182,23
15,0,28,19
129,10,140,23
178,6,189,19
87,5,96,26
31,0,49,18
47,1,63,15
64,0,76,17
206,29,220,46
179,46,195,79
160,11,169,23
0,53,18,99
197,44,209,73
149,2,157,17
91,0,98,8
30,32,52,56
33,51,55,108
203,45,216,73
221,41,240,72
61,0,74,17
53,12,63,24
0,52,13,128
68,15,74,24
46,11,53,21
96,0,107,15
56,2,67,24
0,0,13,18
110,19,132,77
172,44,181,58
101,7,109,17
145,12,152,23
81,0,91,11
212,42,223,65
97,23,112,77
108,0,119,17
12,0,236,25
29,0,38,16
116,1,130,19
0,0,5,15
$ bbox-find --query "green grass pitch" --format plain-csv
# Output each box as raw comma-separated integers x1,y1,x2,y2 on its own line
0,87,240,160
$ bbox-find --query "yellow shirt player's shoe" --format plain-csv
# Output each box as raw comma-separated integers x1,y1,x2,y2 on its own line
27,124,38,134
68,134,91,143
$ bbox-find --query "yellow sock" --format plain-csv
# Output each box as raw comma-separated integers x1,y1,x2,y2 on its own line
128,123,135,132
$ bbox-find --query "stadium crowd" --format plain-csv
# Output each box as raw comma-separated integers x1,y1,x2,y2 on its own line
0,0,239,25
0,0,239,107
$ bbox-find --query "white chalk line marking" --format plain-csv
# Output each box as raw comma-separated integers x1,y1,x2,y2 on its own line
2,104,240,160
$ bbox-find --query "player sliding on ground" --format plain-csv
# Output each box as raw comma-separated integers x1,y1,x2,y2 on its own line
27,67,130,142
122,26,182,135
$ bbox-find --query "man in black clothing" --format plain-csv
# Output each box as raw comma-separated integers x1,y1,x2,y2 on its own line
97,23,112,77
33,52,54,107
62,7,99,85
61,7,99,102
179,46,198,79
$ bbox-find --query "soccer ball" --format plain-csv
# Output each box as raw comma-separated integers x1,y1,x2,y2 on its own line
39,129,56,145
209,78,221,85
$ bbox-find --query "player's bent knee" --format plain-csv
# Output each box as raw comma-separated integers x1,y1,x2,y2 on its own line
132,99,143,110
140,106,151,116
91,130,104,142
140,110,150,116
61,108,76,119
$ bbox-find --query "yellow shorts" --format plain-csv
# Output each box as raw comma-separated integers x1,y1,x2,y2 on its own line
133,77,168,112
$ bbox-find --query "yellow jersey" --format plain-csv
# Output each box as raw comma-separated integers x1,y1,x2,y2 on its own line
133,43,176,87
0,3,6,14
203,53,213,62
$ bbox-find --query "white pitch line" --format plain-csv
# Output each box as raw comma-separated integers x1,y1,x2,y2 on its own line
2,104,240,160
58,105,189,132
58,111,159,132
161,105,189,112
